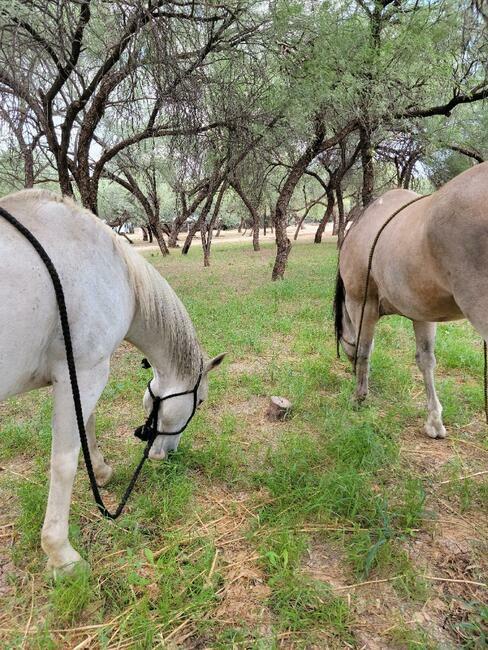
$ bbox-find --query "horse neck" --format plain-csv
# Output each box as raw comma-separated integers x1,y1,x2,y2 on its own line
125,264,201,387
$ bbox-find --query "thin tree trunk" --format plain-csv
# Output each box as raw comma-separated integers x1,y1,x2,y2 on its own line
201,182,226,266
293,191,327,240
335,184,345,239
168,214,186,247
359,123,374,207
182,185,217,255
169,189,207,248
150,219,169,256
252,220,260,251
314,186,335,243
272,123,327,280
231,178,260,251
21,143,35,188
294,213,307,241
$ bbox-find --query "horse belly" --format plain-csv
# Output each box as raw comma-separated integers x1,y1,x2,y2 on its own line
379,280,463,322
0,267,57,400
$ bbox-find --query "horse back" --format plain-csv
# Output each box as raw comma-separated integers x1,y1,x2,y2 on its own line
0,191,134,400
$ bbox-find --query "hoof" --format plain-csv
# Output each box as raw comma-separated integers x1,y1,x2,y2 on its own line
352,392,367,407
424,421,447,439
96,464,113,487
46,551,84,577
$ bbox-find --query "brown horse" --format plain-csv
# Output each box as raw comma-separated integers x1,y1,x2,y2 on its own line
334,162,488,439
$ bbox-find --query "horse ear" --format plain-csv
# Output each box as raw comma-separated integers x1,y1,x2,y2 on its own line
205,353,226,373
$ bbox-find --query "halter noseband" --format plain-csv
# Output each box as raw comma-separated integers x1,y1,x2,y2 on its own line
134,358,204,443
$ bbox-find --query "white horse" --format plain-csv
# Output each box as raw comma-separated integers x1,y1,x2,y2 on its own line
0,189,224,570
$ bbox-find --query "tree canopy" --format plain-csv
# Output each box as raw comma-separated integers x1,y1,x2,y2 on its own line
0,0,487,276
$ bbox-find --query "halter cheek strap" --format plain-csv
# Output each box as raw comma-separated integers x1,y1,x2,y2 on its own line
134,359,203,443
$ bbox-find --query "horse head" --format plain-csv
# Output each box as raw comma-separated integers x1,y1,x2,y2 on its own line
139,353,226,460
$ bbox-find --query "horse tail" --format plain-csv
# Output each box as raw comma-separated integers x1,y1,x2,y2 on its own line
333,269,345,358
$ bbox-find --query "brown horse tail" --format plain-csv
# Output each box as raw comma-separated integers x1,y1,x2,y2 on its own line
333,269,345,358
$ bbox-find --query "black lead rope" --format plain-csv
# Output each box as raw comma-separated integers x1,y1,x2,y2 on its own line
0,206,203,519
352,194,488,425
484,341,488,424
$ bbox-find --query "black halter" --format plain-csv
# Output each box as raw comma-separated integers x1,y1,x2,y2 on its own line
134,359,204,442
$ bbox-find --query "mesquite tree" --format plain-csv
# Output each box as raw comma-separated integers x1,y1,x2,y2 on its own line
0,0,262,212
1,0,487,278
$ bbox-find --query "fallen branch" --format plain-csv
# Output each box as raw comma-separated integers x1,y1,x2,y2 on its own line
438,470,488,485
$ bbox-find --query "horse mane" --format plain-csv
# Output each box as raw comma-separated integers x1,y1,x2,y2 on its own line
333,269,345,358
4,189,203,379
122,252,203,379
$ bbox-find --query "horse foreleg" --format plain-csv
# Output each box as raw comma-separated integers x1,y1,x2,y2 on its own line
42,361,109,571
86,413,113,487
413,321,446,439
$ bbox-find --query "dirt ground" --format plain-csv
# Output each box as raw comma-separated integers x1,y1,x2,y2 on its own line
130,223,334,251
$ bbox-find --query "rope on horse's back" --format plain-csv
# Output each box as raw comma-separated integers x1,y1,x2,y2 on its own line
351,194,488,425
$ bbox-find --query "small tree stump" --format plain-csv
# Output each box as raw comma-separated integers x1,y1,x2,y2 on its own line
267,396,292,421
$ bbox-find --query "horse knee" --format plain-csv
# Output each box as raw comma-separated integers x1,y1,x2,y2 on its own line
416,349,436,372
51,448,80,482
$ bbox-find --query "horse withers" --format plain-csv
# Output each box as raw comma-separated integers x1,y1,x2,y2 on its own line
0,189,225,571
335,162,488,439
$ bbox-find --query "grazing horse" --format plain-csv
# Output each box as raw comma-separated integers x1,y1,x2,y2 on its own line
334,162,488,439
0,189,224,570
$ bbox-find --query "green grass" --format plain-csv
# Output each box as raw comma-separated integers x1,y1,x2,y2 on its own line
1,239,487,648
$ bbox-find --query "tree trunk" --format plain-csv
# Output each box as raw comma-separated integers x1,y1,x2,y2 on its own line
150,219,169,256
359,123,374,207
314,186,335,243
182,186,217,255
335,184,345,240
231,178,260,251
263,208,267,236
20,142,35,188
168,216,185,247
169,188,206,248
201,182,226,266
293,213,306,241
272,122,328,280
252,221,260,251
77,177,98,214
181,221,200,254
201,222,210,267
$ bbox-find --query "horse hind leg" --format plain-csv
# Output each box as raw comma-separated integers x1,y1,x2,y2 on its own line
348,297,379,402
86,413,113,487
413,321,446,439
